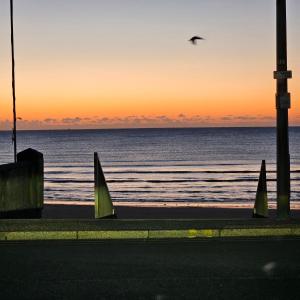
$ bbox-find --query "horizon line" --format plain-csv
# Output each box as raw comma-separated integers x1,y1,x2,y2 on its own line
1,125,300,132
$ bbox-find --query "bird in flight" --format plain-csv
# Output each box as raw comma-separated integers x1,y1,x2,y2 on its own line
189,36,205,45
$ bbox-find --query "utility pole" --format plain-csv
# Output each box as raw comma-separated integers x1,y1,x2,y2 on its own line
274,0,292,219
10,0,17,163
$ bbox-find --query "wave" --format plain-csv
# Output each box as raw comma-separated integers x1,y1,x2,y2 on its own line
45,177,300,184
45,169,300,175
45,179,93,183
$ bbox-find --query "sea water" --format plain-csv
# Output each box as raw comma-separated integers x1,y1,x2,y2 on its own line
0,127,299,204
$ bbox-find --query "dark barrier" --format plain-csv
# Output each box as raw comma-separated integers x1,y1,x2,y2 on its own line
0,148,44,218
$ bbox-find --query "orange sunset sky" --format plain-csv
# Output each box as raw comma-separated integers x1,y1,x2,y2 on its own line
0,0,299,129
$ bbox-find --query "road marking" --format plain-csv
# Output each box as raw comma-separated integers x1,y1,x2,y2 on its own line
1,227,300,241
78,230,148,240
5,231,77,240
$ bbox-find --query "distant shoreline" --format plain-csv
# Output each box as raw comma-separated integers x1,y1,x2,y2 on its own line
1,126,300,133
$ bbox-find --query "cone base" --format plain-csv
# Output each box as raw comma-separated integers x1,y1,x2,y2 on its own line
95,213,117,219
252,212,268,218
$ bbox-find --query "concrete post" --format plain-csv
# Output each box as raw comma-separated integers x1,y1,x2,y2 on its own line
17,148,44,214
0,148,44,218
94,152,116,219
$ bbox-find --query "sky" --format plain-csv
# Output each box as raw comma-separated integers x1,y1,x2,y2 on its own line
0,0,299,129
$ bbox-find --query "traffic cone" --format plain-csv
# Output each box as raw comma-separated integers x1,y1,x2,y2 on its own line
253,160,268,218
94,152,116,219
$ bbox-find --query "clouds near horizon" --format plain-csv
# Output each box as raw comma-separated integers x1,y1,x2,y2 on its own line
2,113,298,130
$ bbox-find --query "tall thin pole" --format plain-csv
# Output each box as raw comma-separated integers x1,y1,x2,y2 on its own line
275,0,292,219
10,0,17,163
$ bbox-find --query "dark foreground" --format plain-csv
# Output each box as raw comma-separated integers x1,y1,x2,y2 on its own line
1,238,300,299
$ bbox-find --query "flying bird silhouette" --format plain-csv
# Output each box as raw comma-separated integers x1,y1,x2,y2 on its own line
189,36,205,45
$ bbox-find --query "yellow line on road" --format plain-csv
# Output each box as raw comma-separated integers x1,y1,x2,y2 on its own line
78,230,148,240
1,227,300,241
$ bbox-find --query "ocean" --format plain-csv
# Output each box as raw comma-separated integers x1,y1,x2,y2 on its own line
0,127,300,204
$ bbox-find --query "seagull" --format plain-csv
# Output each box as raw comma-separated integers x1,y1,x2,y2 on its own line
189,36,205,45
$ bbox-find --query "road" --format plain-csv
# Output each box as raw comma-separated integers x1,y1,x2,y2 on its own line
1,238,300,299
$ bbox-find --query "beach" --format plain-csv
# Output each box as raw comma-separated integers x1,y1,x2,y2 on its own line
42,201,300,219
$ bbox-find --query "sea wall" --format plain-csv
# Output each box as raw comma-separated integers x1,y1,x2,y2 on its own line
0,148,44,218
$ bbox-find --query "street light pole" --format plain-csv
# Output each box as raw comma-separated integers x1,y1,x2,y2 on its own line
10,0,17,163
274,0,292,219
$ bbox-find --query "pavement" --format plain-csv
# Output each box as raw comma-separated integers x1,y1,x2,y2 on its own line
1,238,300,299
1,218,300,241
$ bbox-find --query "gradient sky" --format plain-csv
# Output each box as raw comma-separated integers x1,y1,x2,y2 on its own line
0,0,299,129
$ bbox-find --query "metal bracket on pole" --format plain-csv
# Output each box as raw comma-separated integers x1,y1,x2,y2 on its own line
273,70,292,80
276,93,291,109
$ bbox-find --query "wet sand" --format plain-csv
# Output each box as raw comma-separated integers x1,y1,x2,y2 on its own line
42,203,300,219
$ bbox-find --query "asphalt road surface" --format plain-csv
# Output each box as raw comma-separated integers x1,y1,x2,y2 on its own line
1,238,300,299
